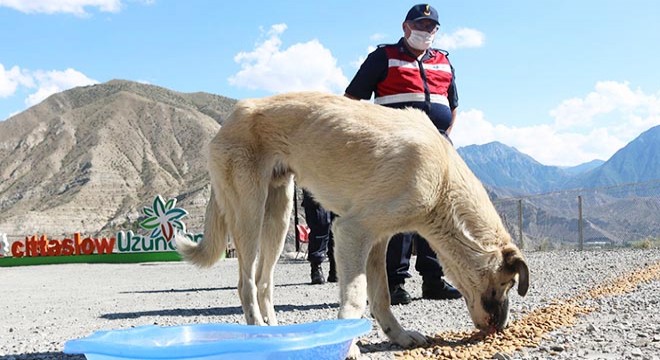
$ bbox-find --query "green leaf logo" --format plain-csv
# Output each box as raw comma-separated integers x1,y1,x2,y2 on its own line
139,195,188,241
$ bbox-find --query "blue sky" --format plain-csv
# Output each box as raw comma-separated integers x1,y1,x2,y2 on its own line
1,0,659,166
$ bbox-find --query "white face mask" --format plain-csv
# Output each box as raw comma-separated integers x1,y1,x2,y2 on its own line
406,29,435,51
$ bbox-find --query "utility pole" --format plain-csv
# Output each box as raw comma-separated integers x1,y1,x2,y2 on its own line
578,195,584,251
517,199,524,249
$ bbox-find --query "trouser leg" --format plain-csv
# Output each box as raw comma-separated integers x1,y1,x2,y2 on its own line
303,191,332,265
414,234,444,281
386,232,413,286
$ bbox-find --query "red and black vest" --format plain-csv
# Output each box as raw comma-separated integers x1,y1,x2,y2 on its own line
375,45,454,107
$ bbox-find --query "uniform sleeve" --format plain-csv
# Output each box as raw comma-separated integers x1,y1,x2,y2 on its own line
345,47,388,100
448,63,459,110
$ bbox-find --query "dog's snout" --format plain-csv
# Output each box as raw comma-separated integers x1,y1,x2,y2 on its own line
482,296,510,331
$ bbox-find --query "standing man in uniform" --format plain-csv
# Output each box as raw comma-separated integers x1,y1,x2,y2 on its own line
344,4,462,305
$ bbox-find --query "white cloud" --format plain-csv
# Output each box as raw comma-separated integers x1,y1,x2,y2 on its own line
228,24,349,94
550,81,657,130
453,81,660,166
0,63,97,112
25,68,98,106
0,64,33,98
435,28,485,50
0,0,122,16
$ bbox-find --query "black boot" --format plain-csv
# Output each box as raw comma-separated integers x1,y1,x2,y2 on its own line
389,283,412,305
327,258,337,283
310,263,325,285
422,278,462,300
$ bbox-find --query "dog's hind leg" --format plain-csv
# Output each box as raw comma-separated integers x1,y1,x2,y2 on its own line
366,239,428,348
229,186,269,326
255,178,294,325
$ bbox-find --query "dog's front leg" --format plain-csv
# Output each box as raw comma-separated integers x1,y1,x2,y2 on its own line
366,240,428,348
334,218,370,319
332,217,370,359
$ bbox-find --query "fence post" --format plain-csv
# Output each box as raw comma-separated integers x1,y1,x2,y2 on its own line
0,233,8,257
517,199,524,249
293,184,300,252
578,195,584,251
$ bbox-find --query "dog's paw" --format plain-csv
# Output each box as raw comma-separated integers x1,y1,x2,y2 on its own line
392,330,428,348
262,316,278,326
345,342,362,359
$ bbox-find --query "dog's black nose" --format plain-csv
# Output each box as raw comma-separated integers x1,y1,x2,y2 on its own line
483,296,509,330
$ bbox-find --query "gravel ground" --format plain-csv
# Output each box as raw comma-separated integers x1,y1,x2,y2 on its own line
1,248,659,360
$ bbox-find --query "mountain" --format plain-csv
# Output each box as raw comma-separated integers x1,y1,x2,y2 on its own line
564,125,660,189
458,125,660,194
0,80,236,237
457,142,569,194
458,134,659,249
561,159,605,176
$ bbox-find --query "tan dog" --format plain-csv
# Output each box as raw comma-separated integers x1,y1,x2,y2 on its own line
176,92,529,358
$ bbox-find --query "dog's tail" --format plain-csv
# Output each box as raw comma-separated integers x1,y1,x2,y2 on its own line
175,190,228,267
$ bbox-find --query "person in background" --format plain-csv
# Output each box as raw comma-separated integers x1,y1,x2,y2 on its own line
344,4,462,305
302,189,337,284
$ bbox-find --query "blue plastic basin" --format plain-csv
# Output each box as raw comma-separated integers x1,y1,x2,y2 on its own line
64,319,372,360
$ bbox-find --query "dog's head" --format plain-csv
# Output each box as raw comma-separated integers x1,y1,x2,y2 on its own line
444,243,529,333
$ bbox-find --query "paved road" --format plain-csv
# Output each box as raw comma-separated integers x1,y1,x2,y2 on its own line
1,248,659,359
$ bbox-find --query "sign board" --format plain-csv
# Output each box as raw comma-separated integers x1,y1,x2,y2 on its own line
0,195,204,267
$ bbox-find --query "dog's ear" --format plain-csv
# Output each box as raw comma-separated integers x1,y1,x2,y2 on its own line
502,245,529,297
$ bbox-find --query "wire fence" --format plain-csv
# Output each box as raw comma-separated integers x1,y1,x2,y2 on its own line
493,179,660,251
3,180,659,256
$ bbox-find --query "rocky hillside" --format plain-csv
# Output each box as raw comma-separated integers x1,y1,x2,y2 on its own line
458,128,660,248
0,80,236,237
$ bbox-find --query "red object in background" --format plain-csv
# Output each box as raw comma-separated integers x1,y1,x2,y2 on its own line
296,224,310,243
295,224,310,260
